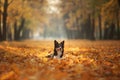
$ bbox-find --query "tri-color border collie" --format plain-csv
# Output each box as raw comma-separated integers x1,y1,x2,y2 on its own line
46,40,64,59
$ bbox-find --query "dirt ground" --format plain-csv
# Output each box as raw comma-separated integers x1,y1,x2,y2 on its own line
0,40,120,80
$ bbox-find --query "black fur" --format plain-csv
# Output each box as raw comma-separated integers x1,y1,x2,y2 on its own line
53,40,64,58
46,40,64,58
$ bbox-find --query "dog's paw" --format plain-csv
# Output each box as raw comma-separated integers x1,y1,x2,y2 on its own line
45,54,54,58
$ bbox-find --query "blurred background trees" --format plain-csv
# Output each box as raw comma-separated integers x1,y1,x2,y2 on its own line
0,0,120,41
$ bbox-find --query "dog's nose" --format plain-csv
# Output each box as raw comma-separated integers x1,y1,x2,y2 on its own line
59,47,61,50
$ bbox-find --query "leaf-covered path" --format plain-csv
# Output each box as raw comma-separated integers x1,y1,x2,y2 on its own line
0,40,120,80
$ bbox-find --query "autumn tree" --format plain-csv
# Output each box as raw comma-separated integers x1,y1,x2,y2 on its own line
1,0,119,40
60,0,94,39
60,0,119,40
7,0,46,40
7,0,27,40
0,1,2,41
102,0,120,39
0,0,13,41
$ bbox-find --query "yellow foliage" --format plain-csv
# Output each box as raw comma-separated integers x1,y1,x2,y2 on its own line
0,40,120,80
0,71,15,80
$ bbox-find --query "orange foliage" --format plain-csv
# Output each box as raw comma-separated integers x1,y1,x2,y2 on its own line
0,40,120,80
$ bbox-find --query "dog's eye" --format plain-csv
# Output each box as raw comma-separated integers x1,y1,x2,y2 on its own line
55,44,59,47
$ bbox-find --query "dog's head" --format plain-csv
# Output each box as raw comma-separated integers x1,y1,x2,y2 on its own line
54,40,64,58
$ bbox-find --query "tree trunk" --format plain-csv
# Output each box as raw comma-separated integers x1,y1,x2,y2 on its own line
91,11,95,40
76,17,81,39
0,26,2,41
17,17,25,40
2,0,8,41
7,25,12,41
118,0,120,7
22,28,31,39
98,13,102,40
14,20,18,40
109,23,115,39
86,14,92,39
14,17,25,40
116,10,120,39
0,9,2,41
104,23,109,40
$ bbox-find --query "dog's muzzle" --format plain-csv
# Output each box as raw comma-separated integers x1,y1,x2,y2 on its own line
56,47,62,51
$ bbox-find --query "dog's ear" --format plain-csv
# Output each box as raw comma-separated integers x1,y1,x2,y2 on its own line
60,40,64,48
54,40,58,47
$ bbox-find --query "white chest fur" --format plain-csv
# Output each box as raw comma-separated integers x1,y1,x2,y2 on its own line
54,51,62,59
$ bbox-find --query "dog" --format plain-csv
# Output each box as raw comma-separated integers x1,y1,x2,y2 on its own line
46,40,64,59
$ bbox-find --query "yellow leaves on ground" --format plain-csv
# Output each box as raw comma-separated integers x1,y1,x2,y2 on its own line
0,71,15,80
0,40,120,80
